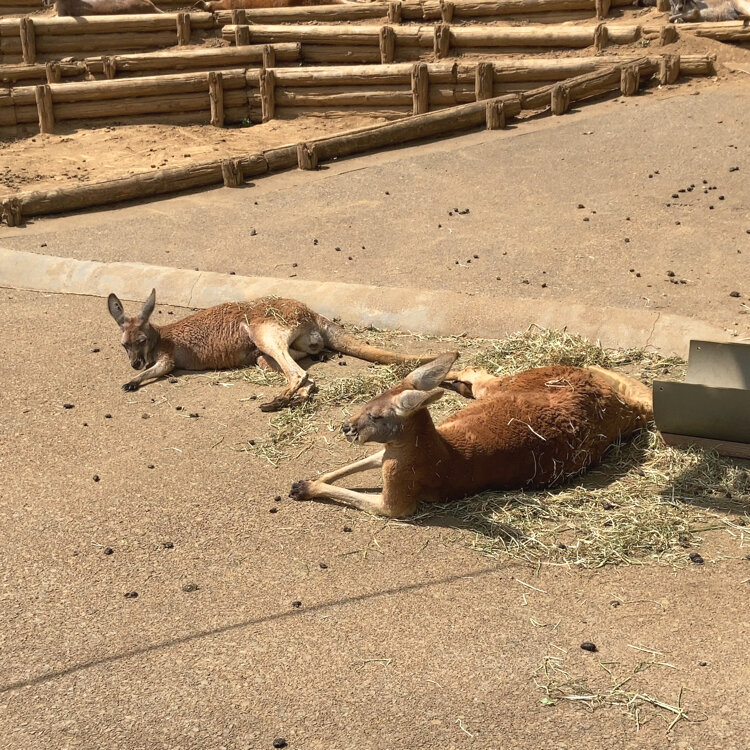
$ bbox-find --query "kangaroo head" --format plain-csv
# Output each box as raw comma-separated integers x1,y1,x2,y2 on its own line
341,351,459,444
107,289,159,371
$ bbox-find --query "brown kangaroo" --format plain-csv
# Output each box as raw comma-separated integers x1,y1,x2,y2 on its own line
49,0,163,15
108,290,435,412
194,0,349,11
290,352,653,517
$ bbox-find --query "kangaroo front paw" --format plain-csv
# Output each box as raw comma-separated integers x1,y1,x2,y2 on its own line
290,480,314,501
122,381,140,392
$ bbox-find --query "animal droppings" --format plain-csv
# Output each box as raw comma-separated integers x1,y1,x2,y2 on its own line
124,591,138,599
610,600,621,608
667,271,675,277
274,496,282,502
162,541,174,549
343,526,352,533
93,475,100,482
103,547,114,555
730,291,741,298
189,413,199,418
269,507,278,514
273,740,288,749
147,464,154,469
291,601,302,608
182,583,199,592
319,562,328,569
63,403,74,409
104,414,112,419
719,196,725,200
577,204,584,209
580,642,598,653
169,377,178,383
689,552,705,565
91,348,100,353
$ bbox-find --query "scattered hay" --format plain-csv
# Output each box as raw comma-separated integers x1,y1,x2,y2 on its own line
227,326,748,565
534,655,706,731
418,430,749,568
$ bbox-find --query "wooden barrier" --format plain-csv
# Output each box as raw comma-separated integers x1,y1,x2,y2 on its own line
0,0,190,16
222,22,644,63
0,12,215,64
214,0,635,25
0,52,675,226
0,53,714,134
0,43,300,85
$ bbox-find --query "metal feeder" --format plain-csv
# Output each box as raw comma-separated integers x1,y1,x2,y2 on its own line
654,340,750,459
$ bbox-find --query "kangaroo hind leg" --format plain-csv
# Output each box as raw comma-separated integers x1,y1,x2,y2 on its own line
245,322,316,412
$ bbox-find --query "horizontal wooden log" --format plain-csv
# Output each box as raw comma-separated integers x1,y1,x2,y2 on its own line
0,13,214,36
275,85,412,107
10,69,249,106
215,3,389,25
678,21,750,42
85,43,300,75
300,45,382,65
0,60,84,84
275,106,409,119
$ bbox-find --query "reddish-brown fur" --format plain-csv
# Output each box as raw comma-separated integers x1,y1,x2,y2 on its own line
108,291,434,411
51,0,163,15
194,0,348,11
290,354,653,517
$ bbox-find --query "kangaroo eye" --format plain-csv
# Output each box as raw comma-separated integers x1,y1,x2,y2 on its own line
371,415,383,421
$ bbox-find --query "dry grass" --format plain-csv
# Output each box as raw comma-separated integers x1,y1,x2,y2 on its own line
534,655,706,731
223,326,748,566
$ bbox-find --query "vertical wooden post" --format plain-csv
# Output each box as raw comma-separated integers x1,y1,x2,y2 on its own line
20,17,36,65
387,0,402,24
1,198,22,228
176,12,191,46
474,62,493,101
231,8,248,24
440,0,454,22
550,83,569,115
379,25,395,64
262,44,276,69
102,56,117,79
35,84,54,133
485,100,505,130
659,24,677,46
659,53,680,85
235,24,251,46
620,63,639,96
297,142,318,170
433,23,450,59
260,68,275,122
595,0,610,19
221,158,244,187
411,62,429,115
593,23,608,52
45,61,61,84
208,71,224,127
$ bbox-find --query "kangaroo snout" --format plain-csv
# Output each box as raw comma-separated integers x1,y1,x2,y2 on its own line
341,423,358,442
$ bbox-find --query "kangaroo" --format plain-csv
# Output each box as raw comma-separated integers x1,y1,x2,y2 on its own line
636,0,750,21
107,290,435,412
48,0,163,15
193,0,350,12
289,352,653,517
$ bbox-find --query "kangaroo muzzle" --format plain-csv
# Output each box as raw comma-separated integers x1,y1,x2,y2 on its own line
341,423,358,442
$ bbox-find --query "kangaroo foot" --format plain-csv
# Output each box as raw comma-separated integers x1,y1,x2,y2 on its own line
122,381,140,392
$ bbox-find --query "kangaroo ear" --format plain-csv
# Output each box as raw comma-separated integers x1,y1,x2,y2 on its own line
393,388,443,417
404,351,459,391
138,288,156,322
108,293,126,326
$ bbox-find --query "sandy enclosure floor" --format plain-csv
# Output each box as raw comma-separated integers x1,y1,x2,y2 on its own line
0,116,389,196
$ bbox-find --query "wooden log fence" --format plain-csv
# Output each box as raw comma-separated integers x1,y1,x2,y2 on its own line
222,22,645,64
0,0,634,21
0,53,714,134
214,0,634,26
0,12,216,64
0,43,301,85
1,53,700,226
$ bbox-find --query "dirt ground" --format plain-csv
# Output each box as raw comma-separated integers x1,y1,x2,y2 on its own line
0,116,390,196
1,289,749,750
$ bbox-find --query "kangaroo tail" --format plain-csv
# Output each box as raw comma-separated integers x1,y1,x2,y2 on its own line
586,366,654,423
319,318,435,365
